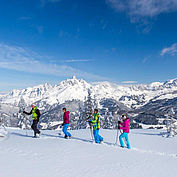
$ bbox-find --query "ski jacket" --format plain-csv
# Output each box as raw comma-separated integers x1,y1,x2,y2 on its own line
23,106,41,120
120,118,130,133
91,113,101,130
63,111,70,124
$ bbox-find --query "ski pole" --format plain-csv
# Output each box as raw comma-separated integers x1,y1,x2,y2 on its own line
25,116,28,136
88,121,94,141
58,124,63,135
21,107,28,136
23,113,28,136
115,117,120,145
90,125,94,141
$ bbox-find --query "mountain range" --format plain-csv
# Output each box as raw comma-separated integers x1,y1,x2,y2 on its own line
0,76,177,129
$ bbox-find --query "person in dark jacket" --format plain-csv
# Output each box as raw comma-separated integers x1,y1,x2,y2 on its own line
23,104,41,138
62,108,72,139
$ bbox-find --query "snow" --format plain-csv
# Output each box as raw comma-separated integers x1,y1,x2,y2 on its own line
0,128,176,177
0,126,8,138
152,92,177,101
149,82,163,87
1,77,177,109
139,123,166,129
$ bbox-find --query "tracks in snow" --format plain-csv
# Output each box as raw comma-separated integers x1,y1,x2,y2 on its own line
2,131,177,160
41,133,177,159
132,147,177,159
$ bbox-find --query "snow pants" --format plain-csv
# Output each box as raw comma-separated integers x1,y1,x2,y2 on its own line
119,132,131,149
31,119,40,136
93,129,103,143
62,124,71,137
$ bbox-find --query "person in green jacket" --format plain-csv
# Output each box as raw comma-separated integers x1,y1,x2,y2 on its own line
90,109,103,143
23,104,41,138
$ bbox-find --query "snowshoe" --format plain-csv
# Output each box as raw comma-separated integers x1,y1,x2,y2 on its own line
64,135,69,139
33,134,40,138
36,133,40,138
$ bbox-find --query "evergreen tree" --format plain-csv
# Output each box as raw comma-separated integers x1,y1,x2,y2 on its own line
165,108,177,137
102,109,115,129
77,89,93,129
85,89,93,117
0,112,8,137
76,103,85,129
17,97,30,130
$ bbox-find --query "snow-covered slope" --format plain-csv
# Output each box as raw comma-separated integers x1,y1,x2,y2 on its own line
1,77,177,109
0,128,176,177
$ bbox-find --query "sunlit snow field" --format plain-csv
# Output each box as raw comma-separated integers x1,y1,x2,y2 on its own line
0,128,177,177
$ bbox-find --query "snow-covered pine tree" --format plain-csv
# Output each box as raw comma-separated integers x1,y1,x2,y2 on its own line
76,103,84,129
102,109,114,129
165,108,177,137
85,89,93,117
0,113,8,137
17,97,30,130
77,89,93,129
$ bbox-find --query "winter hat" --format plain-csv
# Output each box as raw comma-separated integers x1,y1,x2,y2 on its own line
122,113,128,118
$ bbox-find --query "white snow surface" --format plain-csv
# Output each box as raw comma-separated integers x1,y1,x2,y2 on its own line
1,77,177,108
0,128,176,177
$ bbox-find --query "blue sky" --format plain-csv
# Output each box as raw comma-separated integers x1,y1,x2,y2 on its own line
0,0,177,91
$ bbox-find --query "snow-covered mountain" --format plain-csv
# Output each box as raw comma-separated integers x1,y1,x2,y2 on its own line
0,76,177,129
1,76,177,109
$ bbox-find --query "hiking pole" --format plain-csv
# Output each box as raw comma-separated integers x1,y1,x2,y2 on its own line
88,121,94,141
23,112,28,136
21,107,28,136
90,126,94,141
58,124,63,135
115,117,120,145
25,116,28,136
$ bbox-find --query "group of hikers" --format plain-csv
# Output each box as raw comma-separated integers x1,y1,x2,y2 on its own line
23,104,131,149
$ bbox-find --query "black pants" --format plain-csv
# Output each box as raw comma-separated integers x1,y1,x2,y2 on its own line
31,119,40,136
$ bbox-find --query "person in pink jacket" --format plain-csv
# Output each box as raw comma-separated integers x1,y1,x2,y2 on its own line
118,113,131,149
62,108,72,139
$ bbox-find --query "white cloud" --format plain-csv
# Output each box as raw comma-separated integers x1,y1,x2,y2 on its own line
142,55,151,64
160,43,177,56
106,0,177,21
0,43,106,81
64,59,94,63
121,81,138,84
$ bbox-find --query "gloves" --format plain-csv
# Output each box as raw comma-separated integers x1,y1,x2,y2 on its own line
88,121,92,124
62,123,65,126
118,121,121,124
